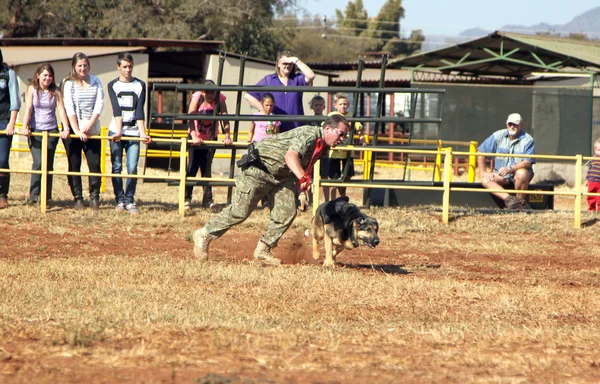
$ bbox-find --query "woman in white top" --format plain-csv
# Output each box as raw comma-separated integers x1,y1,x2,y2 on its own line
62,52,104,210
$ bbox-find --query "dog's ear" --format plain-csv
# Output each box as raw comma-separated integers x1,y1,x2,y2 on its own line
371,217,379,230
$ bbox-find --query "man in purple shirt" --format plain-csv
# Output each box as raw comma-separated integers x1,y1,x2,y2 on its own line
245,51,315,132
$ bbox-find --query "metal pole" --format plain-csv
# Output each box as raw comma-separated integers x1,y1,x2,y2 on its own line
388,93,395,162
40,131,49,214
468,141,477,182
442,149,452,224
312,159,321,215
574,154,582,228
100,126,107,193
342,59,364,187
227,54,247,204
365,55,389,208
179,137,188,217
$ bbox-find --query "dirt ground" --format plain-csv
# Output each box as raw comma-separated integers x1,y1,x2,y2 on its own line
2,201,600,384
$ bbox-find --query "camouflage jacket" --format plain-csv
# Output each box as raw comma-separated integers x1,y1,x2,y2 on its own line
255,125,327,178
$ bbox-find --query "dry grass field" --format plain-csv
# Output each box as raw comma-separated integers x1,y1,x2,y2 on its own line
1,154,600,383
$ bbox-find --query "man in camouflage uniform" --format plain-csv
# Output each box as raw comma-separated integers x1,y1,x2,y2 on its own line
193,114,350,265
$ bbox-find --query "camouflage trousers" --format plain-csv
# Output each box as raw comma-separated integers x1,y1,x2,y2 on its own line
204,165,297,247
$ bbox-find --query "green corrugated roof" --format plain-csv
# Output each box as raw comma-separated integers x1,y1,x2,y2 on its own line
505,32,600,68
391,31,600,77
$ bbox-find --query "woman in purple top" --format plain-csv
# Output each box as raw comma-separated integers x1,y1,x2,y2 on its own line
21,63,71,203
244,51,315,133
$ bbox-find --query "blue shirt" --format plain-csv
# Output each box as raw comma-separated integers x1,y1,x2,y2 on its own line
247,72,307,133
478,129,535,174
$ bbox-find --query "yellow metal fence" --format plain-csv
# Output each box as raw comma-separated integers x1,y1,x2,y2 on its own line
1,129,595,228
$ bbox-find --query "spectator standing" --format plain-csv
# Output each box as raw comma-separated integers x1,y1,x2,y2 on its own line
248,93,281,143
306,94,329,204
107,53,151,214
244,51,314,133
308,95,326,124
185,80,232,211
585,138,600,211
0,49,21,209
327,93,366,199
21,63,70,204
62,52,104,210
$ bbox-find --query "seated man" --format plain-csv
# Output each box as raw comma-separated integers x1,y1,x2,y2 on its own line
477,113,535,209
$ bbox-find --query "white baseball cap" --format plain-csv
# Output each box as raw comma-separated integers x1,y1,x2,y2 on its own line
506,113,522,125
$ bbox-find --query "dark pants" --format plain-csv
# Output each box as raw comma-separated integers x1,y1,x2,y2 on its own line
185,141,214,206
28,128,60,201
63,135,102,201
0,120,12,197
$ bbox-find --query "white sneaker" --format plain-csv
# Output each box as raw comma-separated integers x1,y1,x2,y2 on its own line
125,203,140,214
115,202,125,212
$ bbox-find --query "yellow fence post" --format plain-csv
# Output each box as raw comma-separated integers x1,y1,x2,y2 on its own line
100,126,108,193
468,141,478,183
574,154,583,228
179,137,188,217
434,141,441,182
40,131,48,214
442,149,452,224
363,150,372,180
312,159,321,216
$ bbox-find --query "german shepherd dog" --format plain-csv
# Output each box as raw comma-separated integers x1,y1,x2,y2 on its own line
311,196,380,267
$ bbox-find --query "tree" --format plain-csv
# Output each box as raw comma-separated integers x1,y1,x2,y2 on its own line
363,0,404,51
335,0,368,37
0,0,296,59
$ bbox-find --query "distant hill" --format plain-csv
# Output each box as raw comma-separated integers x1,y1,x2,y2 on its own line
500,6,600,38
458,28,490,38
419,7,600,53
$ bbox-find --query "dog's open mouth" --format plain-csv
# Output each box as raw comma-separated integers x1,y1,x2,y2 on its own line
362,239,379,248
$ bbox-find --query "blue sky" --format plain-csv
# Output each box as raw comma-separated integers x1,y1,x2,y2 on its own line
297,0,599,37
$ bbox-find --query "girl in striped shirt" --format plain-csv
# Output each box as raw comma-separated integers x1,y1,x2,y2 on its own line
62,52,104,210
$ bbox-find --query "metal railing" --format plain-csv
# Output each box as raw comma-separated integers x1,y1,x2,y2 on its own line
2,129,596,227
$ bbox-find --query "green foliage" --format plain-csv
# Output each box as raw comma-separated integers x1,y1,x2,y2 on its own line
0,0,297,59
0,0,422,61
222,16,287,60
335,0,368,37
282,0,420,61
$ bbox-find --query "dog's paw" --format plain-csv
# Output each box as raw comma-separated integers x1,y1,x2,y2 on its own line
322,260,336,268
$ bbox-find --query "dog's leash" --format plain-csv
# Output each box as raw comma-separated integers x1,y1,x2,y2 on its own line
299,138,326,192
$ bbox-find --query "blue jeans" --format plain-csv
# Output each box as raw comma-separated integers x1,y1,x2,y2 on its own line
110,139,140,205
0,120,12,197
28,128,60,201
